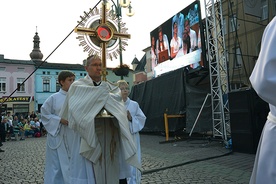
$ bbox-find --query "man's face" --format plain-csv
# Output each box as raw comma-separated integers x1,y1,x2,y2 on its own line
183,29,188,40
85,58,102,81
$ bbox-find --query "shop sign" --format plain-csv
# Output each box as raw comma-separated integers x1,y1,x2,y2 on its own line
0,96,31,103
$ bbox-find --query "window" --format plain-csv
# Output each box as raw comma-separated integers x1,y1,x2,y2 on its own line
261,0,268,20
0,77,6,92
17,78,25,92
56,79,60,92
0,67,5,71
56,72,59,75
17,67,25,72
233,47,242,68
42,71,46,75
230,82,246,91
223,17,227,35
43,79,50,92
230,14,238,32
47,71,50,75
13,104,29,117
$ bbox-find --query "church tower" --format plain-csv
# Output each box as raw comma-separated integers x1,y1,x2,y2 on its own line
30,30,43,61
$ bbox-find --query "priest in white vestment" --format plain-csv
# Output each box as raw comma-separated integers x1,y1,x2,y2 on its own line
249,16,276,184
41,70,77,184
117,80,146,184
59,55,140,184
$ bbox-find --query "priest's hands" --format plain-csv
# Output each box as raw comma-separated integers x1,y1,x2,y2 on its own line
127,111,132,122
60,118,69,126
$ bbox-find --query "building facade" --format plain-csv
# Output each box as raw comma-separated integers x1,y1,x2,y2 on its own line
0,55,36,117
34,61,134,112
0,56,134,115
221,0,276,91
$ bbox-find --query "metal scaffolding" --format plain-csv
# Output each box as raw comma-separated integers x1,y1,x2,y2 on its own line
203,0,230,143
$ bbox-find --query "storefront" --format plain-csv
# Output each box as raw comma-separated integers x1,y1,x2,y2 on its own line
0,96,34,117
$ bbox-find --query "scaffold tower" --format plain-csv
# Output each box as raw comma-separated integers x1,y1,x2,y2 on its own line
203,0,230,143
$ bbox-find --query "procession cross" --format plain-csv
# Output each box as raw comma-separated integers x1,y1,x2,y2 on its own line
75,2,131,81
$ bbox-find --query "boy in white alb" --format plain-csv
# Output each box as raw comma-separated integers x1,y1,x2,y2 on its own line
117,80,146,184
41,70,77,184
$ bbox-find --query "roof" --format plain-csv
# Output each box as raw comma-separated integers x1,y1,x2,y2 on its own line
33,61,85,71
131,57,139,64
0,58,35,65
134,54,147,72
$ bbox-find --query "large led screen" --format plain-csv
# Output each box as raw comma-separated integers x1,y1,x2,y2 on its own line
150,0,205,77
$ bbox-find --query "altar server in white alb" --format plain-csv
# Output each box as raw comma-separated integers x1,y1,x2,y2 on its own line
41,70,75,184
117,80,146,184
249,16,276,184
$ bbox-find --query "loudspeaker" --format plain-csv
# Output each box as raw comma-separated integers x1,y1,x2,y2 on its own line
228,89,269,154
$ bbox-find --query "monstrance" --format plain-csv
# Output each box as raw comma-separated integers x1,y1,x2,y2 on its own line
74,1,131,81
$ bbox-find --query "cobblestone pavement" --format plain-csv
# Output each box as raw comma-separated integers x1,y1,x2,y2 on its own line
0,134,255,183
140,134,254,184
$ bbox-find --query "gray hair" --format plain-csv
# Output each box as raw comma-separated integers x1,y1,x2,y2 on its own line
84,55,101,66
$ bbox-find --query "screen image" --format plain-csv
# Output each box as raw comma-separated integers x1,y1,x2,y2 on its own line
150,0,206,77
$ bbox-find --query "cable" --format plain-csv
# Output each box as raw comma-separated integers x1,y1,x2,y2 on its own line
228,0,251,88
0,0,101,107
142,149,233,175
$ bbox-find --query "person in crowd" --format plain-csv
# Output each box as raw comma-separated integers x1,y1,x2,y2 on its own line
170,21,182,59
184,18,200,69
0,117,7,143
117,80,146,184
0,116,4,152
156,26,170,63
184,18,197,52
18,118,26,140
3,116,13,141
172,12,185,40
151,35,158,71
176,28,191,59
41,70,75,184
23,120,34,138
30,111,37,119
59,55,140,184
12,115,20,140
33,118,41,137
249,16,276,184
29,118,36,131
5,112,13,122
36,111,42,123
25,112,31,120
18,114,24,122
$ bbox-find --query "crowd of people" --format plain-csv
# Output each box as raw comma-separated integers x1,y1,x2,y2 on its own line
1,111,45,139
0,111,46,154
0,55,146,183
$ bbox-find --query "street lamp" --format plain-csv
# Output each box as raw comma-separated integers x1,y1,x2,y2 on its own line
105,0,135,79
